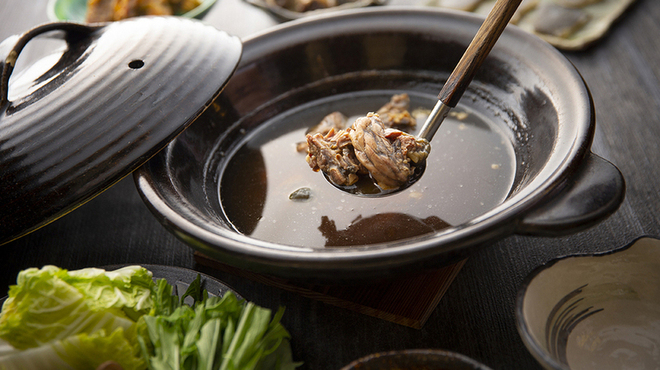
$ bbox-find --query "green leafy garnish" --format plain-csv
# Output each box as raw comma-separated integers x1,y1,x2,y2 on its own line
0,265,300,370
138,276,301,370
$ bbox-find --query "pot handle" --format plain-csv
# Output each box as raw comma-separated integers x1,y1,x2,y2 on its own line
516,153,625,236
1,22,101,106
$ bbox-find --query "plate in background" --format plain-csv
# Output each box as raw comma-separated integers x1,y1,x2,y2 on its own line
432,0,637,50
340,349,493,370
47,0,218,22
243,0,385,21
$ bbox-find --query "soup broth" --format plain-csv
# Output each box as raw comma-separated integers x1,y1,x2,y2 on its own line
219,92,516,248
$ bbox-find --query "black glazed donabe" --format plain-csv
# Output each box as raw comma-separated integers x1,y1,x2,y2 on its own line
135,8,624,282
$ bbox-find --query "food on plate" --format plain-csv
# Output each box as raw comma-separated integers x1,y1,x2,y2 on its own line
554,0,602,6
435,0,636,50
85,0,202,22
219,93,516,247
264,0,358,13
439,0,483,11
0,265,300,370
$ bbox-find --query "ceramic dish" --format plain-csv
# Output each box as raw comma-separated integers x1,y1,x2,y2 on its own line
340,349,493,369
516,237,660,370
47,0,218,22
135,8,625,282
431,0,637,50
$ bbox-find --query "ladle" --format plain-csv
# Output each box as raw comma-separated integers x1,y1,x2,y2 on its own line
328,0,524,196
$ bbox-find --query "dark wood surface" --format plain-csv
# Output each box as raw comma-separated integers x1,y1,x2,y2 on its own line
194,252,467,329
0,0,657,369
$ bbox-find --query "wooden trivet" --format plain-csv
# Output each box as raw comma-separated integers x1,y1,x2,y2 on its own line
194,252,466,329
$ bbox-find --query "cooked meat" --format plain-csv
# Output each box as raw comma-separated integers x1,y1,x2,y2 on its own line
306,128,365,187
308,111,348,135
86,0,199,22
139,0,174,15
169,0,202,12
376,93,416,129
111,0,142,20
266,0,338,12
384,127,432,165
305,96,430,191
297,111,347,153
349,113,429,190
293,0,337,12
439,0,483,12
86,0,116,22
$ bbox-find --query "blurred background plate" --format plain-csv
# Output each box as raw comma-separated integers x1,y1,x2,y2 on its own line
242,0,385,21
430,0,637,50
47,0,218,22
340,349,493,370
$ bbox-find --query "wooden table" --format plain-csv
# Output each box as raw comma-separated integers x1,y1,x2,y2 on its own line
1,0,658,368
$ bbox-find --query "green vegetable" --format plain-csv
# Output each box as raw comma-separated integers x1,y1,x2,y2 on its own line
0,265,153,369
0,266,300,370
0,328,145,370
137,276,301,370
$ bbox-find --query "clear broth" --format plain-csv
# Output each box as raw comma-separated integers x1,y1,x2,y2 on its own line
219,92,516,248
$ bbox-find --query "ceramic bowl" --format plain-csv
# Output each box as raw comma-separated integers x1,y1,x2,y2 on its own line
339,349,493,370
135,8,625,282
516,237,660,370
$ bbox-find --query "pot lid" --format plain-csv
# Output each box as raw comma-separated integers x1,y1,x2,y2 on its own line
0,17,242,245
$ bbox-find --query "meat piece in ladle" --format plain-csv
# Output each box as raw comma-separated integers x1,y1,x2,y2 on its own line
306,112,430,190
298,93,414,153
306,127,366,187
296,111,347,152
349,113,429,189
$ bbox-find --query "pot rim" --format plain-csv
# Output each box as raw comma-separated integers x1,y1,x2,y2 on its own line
135,7,597,278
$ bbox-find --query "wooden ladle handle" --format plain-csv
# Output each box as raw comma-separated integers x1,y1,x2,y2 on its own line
438,0,523,108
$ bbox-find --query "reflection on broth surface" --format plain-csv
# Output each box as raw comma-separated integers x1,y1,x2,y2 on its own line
219,92,516,248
